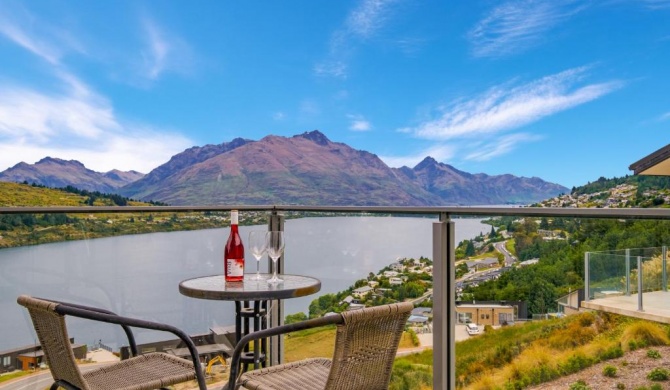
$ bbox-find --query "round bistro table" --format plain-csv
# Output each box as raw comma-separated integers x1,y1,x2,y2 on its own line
179,273,321,370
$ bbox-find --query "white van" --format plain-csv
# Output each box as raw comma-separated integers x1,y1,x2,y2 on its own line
466,323,480,335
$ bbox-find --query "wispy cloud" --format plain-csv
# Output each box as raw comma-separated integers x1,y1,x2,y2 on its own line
468,0,586,58
315,0,397,78
658,112,670,121
380,144,455,168
405,66,623,140
345,0,395,38
465,133,542,161
641,0,670,9
348,114,372,131
142,19,170,80
273,112,286,121
0,75,193,173
0,4,83,65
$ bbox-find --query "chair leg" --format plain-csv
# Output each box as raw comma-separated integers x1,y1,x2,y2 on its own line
50,383,60,390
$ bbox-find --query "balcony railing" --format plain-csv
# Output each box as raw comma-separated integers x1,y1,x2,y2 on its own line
3,205,670,390
584,246,669,322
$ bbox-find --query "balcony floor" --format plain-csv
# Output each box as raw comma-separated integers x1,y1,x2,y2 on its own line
582,291,670,324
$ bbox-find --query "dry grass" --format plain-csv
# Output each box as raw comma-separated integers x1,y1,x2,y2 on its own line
621,321,670,350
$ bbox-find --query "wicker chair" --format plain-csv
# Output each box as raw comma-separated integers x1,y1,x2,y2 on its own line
17,295,207,390
226,301,413,390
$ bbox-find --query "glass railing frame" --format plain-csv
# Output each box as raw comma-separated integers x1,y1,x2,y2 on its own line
4,205,670,390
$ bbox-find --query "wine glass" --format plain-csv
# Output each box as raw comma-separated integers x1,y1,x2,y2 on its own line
248,231,267,280
266,231,285,284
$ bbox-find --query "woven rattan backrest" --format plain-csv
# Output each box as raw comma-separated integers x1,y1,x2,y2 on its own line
325,302,413,390
17,295,89,390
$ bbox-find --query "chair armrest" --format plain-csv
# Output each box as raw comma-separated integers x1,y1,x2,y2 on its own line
227,314,343,390
34,296,139,357
53,303,208,390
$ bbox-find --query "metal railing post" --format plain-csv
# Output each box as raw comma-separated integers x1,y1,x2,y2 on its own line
638,256,644,312
433,212,454,390
663,246,667,292
268,211,285,365
626,249,631,296
584,252,590,301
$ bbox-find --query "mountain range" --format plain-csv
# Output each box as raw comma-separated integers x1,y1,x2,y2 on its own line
0,157,144,193
0,131,568,206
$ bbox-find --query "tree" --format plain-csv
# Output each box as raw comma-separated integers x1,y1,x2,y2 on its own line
490,225,496,238
285,312,308,324
465,241,475,257
539,217,550,230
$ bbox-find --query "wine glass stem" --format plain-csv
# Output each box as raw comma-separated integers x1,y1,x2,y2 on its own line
256,259,260,276
273,259,278,279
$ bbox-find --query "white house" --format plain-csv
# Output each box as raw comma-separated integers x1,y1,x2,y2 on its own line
389,277,403,286
352,286,374,298
383,270,399,278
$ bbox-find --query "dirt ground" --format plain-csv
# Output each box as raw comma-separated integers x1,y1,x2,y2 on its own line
528,346,670,389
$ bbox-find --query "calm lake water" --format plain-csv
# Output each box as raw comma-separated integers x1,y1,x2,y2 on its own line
0,216,487,351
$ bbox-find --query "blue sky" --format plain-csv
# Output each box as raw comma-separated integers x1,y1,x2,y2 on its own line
0,1,669,189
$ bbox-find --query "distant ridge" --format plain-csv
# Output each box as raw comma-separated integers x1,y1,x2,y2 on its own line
0,157,144,193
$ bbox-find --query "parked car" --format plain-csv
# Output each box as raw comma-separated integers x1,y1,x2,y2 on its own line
466,323,480,335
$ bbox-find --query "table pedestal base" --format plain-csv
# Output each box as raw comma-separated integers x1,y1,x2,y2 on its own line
236,300,269,371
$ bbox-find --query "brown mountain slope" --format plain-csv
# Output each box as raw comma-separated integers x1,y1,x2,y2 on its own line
119,130,567,206
124,132,439,206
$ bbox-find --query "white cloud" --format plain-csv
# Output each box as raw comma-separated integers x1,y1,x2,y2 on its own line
380,144,455,168
142,19,170,80
348,114,372,131
315,0,396,78
0,77,193,173
465,133,541,161
314,61,348,79
299,100,321,117
468,0,586,58
0,4,84,65
407,67,623,140
345,0,395,39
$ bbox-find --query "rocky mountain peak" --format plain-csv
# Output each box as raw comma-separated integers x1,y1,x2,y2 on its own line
296,130,330,146
414,156,439,170
37,157,85,168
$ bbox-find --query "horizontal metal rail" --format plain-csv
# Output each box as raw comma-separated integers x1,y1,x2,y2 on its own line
2,205,670,219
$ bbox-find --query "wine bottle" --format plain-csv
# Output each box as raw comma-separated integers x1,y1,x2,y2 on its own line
224,210,245,282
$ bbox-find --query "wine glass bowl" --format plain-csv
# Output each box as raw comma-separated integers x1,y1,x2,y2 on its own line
266,231,285,284
248,231,267,281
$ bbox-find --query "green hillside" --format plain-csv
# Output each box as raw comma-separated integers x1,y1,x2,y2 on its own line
572,175,670,196
0,182,241,248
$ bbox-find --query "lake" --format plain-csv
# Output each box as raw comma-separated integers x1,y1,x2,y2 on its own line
0,216,488,351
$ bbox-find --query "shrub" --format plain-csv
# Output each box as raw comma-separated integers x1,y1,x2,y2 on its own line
569,380,590,390
603,365,617,378
578,312,595,327
406,328,420,347
650,384,663,390
646,349,662,359
599,344,624,360
647,367,670,381
560,353,594,375
621,322,670,351
615,383,625,390
484,324,494,333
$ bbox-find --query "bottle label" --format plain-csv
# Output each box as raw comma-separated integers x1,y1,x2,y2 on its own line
226,258,244,277
231,210,238,225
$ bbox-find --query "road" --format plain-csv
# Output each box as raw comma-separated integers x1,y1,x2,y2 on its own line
0,364,113,390
494,240,515,266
